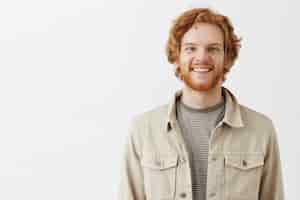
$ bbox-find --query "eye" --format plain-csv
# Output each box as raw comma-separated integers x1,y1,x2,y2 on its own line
207,47,221,53
184,46,196,52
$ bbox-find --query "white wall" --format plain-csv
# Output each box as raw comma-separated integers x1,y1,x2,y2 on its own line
0,0,298,199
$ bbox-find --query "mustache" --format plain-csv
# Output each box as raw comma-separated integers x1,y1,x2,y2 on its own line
186,59,213,67
178,61,214,69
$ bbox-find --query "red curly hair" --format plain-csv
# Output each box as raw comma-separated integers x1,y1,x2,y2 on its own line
166,8,241,81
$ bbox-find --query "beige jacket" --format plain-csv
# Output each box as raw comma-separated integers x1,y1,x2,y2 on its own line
118,87,284,200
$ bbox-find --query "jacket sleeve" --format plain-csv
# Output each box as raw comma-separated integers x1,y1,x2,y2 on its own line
259,121,285,200
118,118,146,200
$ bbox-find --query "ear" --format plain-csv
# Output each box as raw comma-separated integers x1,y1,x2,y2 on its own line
174,61,180,73
223,55,230,70
174,60,179,68
174,56,181,66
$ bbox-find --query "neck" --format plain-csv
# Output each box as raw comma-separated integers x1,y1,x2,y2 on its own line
181,85,223,110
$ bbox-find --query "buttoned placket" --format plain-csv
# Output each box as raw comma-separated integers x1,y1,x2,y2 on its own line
168,118,224,200
171,120,193,199
206,121,224,200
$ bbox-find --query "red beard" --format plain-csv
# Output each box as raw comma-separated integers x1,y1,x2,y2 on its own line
180,66,224,91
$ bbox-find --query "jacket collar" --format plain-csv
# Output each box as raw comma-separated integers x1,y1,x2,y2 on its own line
164,86,244,132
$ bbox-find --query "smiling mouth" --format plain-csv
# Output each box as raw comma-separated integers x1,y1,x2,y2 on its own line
191,67,213,72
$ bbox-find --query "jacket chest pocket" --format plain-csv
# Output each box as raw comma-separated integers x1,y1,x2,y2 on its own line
224,153,264,200
141,154,178,200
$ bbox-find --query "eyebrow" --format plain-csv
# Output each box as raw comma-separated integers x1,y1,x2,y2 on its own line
182,42,223,47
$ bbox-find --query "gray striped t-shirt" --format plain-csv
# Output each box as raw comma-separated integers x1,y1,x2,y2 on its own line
176,93,225,200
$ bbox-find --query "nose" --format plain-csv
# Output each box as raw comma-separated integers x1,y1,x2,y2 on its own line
193,48,210,64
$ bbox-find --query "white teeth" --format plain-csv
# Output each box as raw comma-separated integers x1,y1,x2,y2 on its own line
192,68,211,72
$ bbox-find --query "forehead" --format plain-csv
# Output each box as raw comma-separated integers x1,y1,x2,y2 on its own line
181,23,224,46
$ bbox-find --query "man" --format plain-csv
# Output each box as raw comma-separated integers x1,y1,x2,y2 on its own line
119,8,284,200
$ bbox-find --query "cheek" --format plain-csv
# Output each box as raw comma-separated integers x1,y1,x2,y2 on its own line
215,53,225,62
182,56,194,66
178,56,192,68
210,55,224,66
179,51,194,61
179,54,189,63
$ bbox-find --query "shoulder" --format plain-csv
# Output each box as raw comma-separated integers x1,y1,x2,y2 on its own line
239,104,276,134
129,104,169,130
126,104,169,150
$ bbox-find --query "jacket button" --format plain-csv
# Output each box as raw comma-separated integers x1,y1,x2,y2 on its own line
242,160,247,167
179,192,187,198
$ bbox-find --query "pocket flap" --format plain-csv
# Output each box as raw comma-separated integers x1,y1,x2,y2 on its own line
225,153,264,170
141,154,178,170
